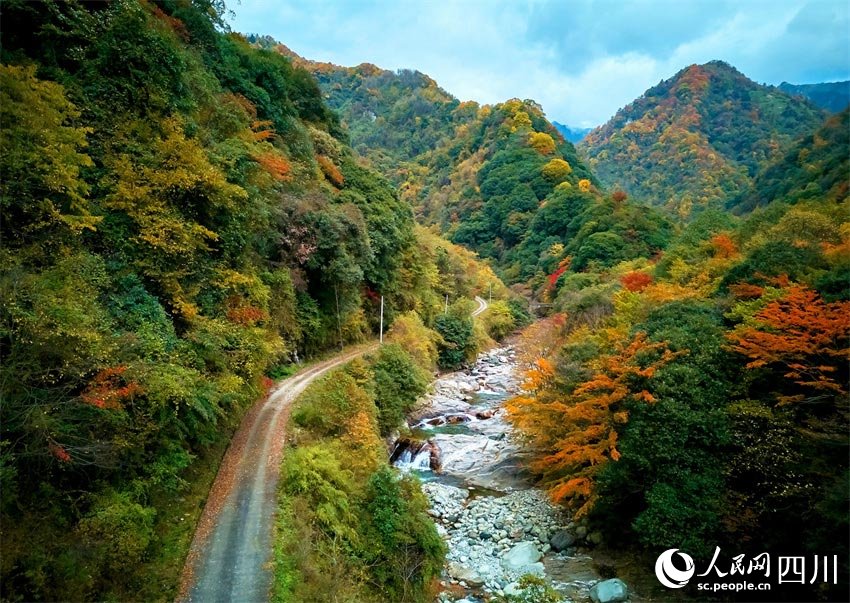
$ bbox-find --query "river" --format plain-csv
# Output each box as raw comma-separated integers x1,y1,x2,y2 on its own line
391,346,609,602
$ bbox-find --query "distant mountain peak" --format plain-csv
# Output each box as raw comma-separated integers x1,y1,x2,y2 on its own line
777,80,850,114
580,62,827,218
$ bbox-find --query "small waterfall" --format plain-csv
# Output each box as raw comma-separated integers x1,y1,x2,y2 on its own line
390,438,440,472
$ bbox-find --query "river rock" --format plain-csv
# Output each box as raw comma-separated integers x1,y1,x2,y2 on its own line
501,542,542,571
549,529,575,552
448,562,485,587
590,578,629,603
587,531,604,546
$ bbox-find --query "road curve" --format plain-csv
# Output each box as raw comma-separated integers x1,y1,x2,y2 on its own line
472,295,489,316
177,344,376,603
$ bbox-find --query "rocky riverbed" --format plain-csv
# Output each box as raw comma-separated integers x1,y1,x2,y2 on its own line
393,347,632,603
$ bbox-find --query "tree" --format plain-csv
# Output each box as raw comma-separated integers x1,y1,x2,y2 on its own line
527,132,556,155
508,333,680,518
370,344,429,435
0,64,99,245
727,284,850,403
541,158,572,183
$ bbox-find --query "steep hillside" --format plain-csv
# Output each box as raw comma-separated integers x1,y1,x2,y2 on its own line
732,108,849,213
250,40,669,288
579,61,827,218
274,44,596,222
779,80,850,113
0,3,506,601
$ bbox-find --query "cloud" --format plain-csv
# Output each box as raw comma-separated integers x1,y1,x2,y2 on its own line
227,0,850,127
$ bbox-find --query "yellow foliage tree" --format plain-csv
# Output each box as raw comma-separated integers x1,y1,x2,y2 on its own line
541,158,572,183
527,132,556,155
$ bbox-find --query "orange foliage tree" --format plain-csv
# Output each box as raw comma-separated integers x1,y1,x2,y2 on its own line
727,284,850,403
620,271,652,292
507,333,680,517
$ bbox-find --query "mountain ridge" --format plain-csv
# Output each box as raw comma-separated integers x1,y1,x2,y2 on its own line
579,60,827,218
778,80,850,113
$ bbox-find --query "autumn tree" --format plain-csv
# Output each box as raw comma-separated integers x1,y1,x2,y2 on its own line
508,333,679,517
541,158,572,183
727,284,850,403
527,132,556,155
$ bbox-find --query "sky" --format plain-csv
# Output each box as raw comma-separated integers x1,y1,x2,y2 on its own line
225,0,850,128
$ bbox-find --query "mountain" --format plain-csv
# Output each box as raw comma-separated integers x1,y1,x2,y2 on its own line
258,42,668,286
731,108,849,213
579,61,827,218
552,121,592,143
779,80,850,113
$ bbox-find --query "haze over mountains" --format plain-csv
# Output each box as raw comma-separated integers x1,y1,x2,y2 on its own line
779,80,850,114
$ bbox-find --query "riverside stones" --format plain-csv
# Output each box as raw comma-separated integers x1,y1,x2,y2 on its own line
590,578,629,603
447,562,486,587
501,542,542,571
422,486,570,593
549,528,576,552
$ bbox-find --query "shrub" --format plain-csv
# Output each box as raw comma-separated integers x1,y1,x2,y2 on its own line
371,344,430,435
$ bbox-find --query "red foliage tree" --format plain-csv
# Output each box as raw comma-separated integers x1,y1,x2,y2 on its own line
80,366,139,409
620,271,652,292
727,285,850,403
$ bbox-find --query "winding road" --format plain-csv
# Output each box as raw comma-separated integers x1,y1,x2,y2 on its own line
472,295,489,317
177,344,375,603
177,296,488,603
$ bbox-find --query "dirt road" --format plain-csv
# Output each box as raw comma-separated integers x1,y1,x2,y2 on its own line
472,295,488,316
177,344,375,603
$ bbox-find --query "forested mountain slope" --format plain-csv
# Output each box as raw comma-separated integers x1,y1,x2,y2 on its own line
509,120,849,602
732,108,849,213
251,39,676,289
0,2,508,600
579,61,827,218
779,80,850,113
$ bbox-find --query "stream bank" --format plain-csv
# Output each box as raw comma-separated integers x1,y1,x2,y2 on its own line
392,347,631,603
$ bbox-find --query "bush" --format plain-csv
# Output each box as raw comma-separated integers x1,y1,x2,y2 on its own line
291,371,374,438
362,467,446,602
76,490,156,579
386,311,441,371
371,344,430,435
481,300,517,340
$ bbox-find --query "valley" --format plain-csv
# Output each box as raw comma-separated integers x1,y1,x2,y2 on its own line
0,2,847,603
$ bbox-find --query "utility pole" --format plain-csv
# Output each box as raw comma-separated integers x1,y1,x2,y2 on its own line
379,295,384,344
334,285,343,351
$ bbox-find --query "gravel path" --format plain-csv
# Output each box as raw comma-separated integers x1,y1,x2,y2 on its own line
472,295,488,316
177,344,375,603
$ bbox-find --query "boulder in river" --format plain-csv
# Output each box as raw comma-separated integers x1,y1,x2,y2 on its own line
549,528,575,552
447,562,485,587
590,578,629,603
500,541,542,572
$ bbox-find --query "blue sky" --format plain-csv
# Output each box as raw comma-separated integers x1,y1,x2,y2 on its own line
226,0,850,128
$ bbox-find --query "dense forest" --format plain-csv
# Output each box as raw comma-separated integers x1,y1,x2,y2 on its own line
506,109,849,600
260,39,848,603
0,1,520,601
579,61,828,218
1,1,848,603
